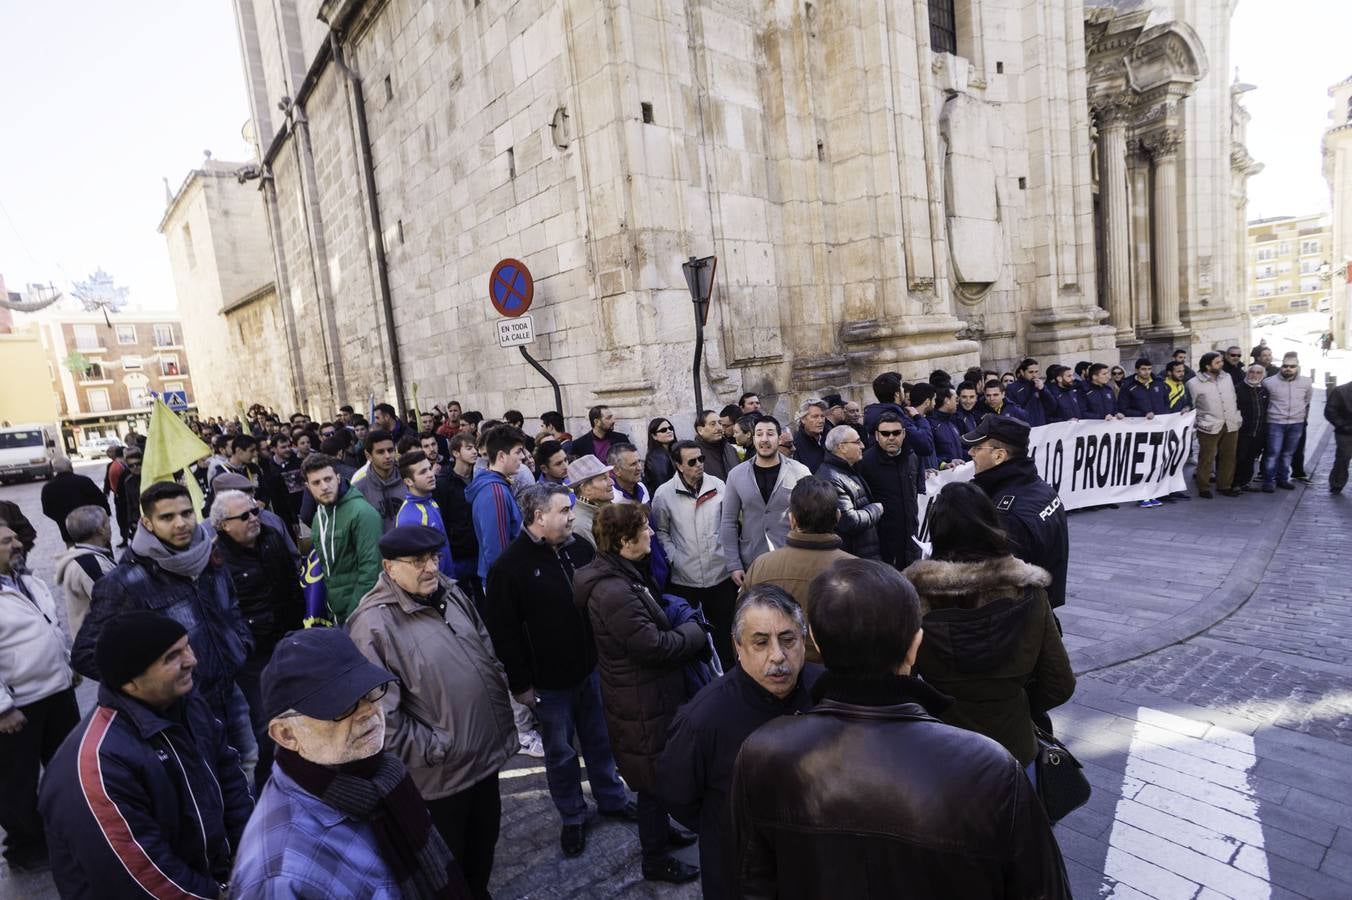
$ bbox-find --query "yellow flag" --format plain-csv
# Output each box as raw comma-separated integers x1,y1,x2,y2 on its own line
141,398,211,512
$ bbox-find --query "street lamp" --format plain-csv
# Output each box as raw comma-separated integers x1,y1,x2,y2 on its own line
681,255,717,413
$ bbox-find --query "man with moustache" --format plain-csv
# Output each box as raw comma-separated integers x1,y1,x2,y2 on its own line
40,613,254,899
228,628,470,898
657,586,822,900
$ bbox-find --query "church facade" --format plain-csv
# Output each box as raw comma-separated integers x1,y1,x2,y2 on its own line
230,0,1255,426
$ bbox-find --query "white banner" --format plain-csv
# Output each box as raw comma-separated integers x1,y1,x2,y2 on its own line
917,412,1195,539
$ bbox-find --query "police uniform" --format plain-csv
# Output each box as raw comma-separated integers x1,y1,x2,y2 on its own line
963,418,1069,609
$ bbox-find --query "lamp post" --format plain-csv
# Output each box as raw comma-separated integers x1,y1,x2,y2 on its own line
681,255,717,413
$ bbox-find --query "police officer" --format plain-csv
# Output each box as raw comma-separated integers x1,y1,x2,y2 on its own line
962,417,1068,610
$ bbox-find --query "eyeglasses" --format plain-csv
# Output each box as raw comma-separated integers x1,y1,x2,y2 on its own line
877,429,904,438
393,554,441,570
683,455,705,466
654,426,673,434
1280,365,1297,370
1227,353,1242,358
334,683,389,721
222,507,261,523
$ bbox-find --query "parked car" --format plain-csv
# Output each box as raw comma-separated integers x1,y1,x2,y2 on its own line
79,437,123,460
0,425,56,483
1253,314,1288,327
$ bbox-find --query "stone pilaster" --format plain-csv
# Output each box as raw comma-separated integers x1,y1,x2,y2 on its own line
1094,97,1134,341
1144,130,1184,332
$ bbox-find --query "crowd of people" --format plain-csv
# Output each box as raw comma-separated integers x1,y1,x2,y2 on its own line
1,339,1347,899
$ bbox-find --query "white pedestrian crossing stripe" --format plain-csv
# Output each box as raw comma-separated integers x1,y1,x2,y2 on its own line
1103,707,1269,899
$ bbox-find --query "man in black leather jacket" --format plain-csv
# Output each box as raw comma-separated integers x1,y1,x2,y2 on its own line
965,416,1069,609
814,425,882,559
729,559,1070,899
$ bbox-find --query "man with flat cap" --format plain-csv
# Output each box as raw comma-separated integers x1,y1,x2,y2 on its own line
347,524,516,899
228,627,471,899
39,611,254,899
963,415,1069,612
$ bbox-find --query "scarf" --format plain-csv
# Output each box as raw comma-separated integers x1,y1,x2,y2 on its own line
131,522,215,579
275,747,468,899
1164,378,1185,408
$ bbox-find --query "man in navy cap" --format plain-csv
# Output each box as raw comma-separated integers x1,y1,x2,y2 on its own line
963,416,1069,612
228,627,470,899
347,525,516,899
40,611,254,899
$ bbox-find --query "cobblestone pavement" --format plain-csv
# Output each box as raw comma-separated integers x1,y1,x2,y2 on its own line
3,421,1351,899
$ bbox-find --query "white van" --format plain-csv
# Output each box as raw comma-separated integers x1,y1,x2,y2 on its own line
0,424,57,483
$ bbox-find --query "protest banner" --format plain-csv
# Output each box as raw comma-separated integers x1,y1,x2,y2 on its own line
917,412,1195,540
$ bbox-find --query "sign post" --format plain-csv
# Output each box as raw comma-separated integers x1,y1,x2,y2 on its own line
488,259,563,420
681,255,717,413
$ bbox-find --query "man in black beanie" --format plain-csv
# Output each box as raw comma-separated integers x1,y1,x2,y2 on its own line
39,611,254,899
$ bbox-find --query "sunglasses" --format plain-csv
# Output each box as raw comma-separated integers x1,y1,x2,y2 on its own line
877,429,904,438
222,507,261,523
683,455,705,466
654,426,673,434
333,683,389,721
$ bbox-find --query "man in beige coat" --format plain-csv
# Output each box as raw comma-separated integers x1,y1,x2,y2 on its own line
1187,351,1243,497
347,524,516,899
741,477,855,663
52,505,117,635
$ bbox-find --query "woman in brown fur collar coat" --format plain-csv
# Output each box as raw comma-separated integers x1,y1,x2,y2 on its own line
902,482,1075,766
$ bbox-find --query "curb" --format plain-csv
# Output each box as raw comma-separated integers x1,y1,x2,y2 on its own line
1070,410,1335,677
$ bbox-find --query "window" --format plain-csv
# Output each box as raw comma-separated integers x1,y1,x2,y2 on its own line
1300,278,1321,293
73,324,100,350
1255,247,1276,261
1300,240,1320,255
153,324,175,347
1256,285,1273,298
1278,242,1291,255
182,224,197,269
928,0,957,54
1288,298,1311,310
1276,281,1290,294
164,381,185,396
115,324,137,344
1277,262,1291,274
1300,260,1318,274
122,355,142,370
80,362,107,381
1248,303,1267,313
87,389,111,413
1256,265,1274,279
128,387,151,408
159,354,180,377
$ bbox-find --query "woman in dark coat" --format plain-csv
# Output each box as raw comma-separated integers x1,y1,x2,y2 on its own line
642,418,677,495
573,502,705,885
902,482,1074,772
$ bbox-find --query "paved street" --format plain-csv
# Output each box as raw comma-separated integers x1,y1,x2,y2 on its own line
2,418,1350,898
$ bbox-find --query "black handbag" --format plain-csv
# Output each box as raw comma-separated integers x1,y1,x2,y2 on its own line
1033,727,1091,823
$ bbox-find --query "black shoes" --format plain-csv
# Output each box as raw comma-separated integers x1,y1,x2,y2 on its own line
642,856,700,884
1261,484,1275,493
1197,490,1213,499
1278,481,1296,491
561,824,586,858
598,800,639,822
666,825,698,848
1220,488,1243,497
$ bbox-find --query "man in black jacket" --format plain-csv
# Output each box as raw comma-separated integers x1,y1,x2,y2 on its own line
1235,363,1271,491
815,426,882,559
729,559,1069,899
657,584,822,900
858,412,921,569
567,405,630,464
481,483,633,858
40,457,109,545
1326,376,1352,494
211,489,303,790
965,416,1069,610
436,432,482,602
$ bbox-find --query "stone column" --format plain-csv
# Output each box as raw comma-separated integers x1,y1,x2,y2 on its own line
1127,142,1154,331
1146,130,1183,331
1096,100,1133,340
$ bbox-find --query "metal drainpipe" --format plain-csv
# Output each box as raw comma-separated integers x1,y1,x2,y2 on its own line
330,33,406,416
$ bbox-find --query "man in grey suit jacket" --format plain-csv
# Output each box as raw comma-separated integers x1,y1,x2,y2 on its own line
719,416,811,586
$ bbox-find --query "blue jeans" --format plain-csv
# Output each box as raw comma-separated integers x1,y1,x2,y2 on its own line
534,669,629,825
1263,422,1305,485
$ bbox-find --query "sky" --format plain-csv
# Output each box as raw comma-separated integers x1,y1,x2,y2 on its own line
0,1,1348,312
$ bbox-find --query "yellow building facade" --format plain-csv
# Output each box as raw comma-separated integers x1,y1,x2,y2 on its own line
0,324,61,427
1245,214,1333,317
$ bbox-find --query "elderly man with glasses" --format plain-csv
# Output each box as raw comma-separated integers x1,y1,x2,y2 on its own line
211,489,303,791
347,524,516,899
228,627,471,898
815,425,883,560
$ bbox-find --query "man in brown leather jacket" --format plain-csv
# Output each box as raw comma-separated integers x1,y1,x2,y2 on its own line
729,558,1070,899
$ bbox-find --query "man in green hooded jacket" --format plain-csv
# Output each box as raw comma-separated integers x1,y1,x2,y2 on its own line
303,454,382,622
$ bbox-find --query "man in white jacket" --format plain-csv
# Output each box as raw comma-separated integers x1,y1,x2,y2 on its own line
0,519,79,873
652,441,737,669
1186,352,1243,498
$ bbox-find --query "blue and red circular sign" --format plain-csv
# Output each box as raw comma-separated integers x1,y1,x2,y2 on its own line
489,258,534,318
